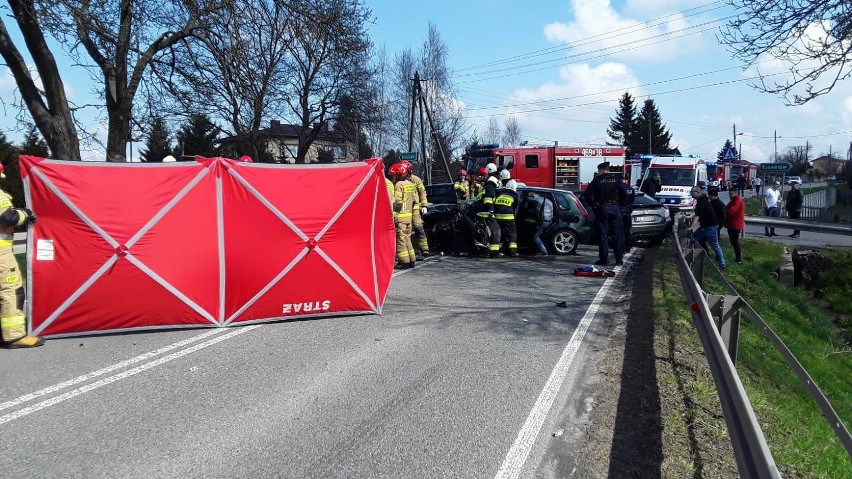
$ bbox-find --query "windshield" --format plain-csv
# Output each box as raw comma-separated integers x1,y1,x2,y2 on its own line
647,167,695,187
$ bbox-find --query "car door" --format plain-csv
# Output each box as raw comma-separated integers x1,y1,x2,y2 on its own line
516,190,543,246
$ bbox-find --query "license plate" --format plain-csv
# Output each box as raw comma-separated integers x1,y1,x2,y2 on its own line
634,216,658,223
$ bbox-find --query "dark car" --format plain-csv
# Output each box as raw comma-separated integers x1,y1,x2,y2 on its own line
629,193,673,243
423,186,591,255
424,183,457,205
576,191,672,245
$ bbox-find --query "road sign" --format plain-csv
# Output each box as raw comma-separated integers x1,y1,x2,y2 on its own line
400,151,418,161
760,162,792,172
718,147,738,161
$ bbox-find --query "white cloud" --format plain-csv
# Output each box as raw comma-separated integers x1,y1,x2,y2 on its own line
543,0,703,64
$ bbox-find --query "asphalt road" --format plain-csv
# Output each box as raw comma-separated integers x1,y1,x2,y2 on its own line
0,244,633,479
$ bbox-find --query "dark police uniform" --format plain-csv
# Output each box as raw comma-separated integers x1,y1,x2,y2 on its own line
586,162,627,265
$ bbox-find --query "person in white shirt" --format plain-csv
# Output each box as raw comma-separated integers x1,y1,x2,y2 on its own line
753,176,762,195
532,196,554,255
763,181,782,236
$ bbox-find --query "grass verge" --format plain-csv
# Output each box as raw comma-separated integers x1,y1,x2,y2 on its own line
695,238,852,478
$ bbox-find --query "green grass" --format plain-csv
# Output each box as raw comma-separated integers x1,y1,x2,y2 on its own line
697,238,852,478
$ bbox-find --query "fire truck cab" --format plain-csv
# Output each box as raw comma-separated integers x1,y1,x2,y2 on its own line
492,146,626,190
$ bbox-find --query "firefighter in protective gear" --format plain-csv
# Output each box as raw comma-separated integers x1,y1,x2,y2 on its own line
495,179,520,256
476,163,502,257
498,168,511,186
470,167,486,199
399,160,430,259
0,164,43,348
390,163,417,269
454,169,470,203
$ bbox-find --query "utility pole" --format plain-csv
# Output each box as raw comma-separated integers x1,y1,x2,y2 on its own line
647,116,652,154
733,123,736,147
406,71,452,185
774,130,777,163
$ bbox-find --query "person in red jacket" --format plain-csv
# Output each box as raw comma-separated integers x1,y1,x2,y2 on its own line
725,188,745,264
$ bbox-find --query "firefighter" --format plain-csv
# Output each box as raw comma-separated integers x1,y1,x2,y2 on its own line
470,167,486,199
390,163,417,269
586,161,627,266
498,168,511,186
0,164,43,348
454,169,470,203
399,160,430,259
476,163,502,257
385,169,394,203
495,179,520,256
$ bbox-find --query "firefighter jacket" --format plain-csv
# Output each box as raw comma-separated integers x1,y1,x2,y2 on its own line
385,178,394,203
409,174,428,209
493,188,519,221
470,180,483,199
0,190,31,233
454,179,470,202
393,179,416,222
476,176,500,217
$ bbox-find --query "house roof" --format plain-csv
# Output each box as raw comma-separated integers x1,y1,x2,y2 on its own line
218,123,349,145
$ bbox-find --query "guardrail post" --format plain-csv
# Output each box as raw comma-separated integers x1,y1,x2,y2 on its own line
706,294,744,364
690,248,705,285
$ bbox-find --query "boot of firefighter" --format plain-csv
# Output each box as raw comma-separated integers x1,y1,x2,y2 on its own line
1,318,44,348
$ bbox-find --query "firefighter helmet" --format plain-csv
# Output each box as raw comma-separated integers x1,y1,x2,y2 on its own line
399,160,413,176
499,169,511,180
239,155,253,163
0,163,5,178
506,179,518,191
485,163,498,174
162,155,177,163
389,162,407,179
478,167,488,177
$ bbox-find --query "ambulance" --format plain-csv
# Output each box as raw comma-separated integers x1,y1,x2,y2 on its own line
639,156,707,212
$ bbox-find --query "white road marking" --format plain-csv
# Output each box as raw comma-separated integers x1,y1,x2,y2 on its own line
494,251,634,479
0,326,259,426
391,256,439,277
0,328,226,412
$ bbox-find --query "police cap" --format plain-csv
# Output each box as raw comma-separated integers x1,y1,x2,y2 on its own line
597,161,610,170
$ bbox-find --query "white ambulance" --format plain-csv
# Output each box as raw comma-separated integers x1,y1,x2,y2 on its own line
640,156,707,212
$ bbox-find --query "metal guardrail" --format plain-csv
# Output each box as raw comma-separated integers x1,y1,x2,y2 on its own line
745,216,852,235
671,226,780,479
671,219,852,478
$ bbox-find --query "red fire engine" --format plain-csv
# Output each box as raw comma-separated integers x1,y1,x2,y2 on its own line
489,146,627,190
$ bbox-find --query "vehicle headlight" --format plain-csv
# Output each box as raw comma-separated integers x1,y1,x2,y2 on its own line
680,198,692,205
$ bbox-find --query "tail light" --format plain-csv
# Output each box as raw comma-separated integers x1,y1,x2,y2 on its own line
570,194,588,218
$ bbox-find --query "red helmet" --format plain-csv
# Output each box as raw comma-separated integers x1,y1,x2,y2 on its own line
238,155,253,163
458,169,467,177
389,163,407,179
0,163,5,179
478,167,488,177
399,160,413,176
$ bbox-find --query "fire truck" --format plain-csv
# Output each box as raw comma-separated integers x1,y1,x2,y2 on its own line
471,146,627,190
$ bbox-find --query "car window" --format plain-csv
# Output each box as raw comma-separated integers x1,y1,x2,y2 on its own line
525,154,539,168
496,154,515,170
553,192,572,211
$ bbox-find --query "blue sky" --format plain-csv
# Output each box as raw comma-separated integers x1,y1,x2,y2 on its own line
367,0,852,163
2,0,851,163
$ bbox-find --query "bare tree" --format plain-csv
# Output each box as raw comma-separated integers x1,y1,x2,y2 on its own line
0,0,80,160
502,116,521,148
720,1,852,104
152,0,293,162
280,0,371,163
486,117,501,145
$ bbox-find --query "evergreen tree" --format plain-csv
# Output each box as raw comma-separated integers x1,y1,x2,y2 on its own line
0,132,23,208
607,92,637,150
20,126,50,157
173,114,221,158
631,99,677,155
140,117,172,162
716,139,734,160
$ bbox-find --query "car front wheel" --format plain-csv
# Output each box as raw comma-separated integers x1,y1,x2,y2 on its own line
550,228,579,255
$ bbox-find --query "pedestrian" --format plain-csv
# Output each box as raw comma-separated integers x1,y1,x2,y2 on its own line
453,169,470,203
785,179,803,238
640,171,662,199
390,163,417,269
725,187,745,264
494,179,519,256
532,195,554,256
399,161,430,259
736,175,747,197
586,161,627,266
763,180,782,236
475,163,502,257
708,186,726,243
753,176,762,195
689,186,727,269
0,164,43,348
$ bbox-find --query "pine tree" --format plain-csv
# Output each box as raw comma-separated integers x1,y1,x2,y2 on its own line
173,114,221,158
1,132,24,207
140,117,172,162
631,99,677,155
607,92,637,149
20,126,50,157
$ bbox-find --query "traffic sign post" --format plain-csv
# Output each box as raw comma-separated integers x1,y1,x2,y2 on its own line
400,151,418,161
760,162,792,173
719,147,738,162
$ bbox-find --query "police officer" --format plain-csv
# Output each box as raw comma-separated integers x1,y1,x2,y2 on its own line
476,163,502,257
0,164,43,348
454,169,470,203
494,179,519,256
586,161,627,266
390,163,417,269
